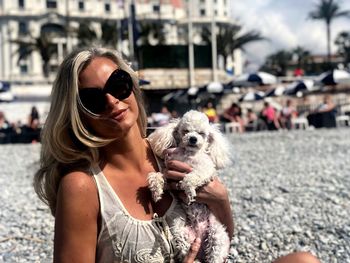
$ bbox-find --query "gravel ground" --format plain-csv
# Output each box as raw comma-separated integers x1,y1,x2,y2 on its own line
0,128,349,262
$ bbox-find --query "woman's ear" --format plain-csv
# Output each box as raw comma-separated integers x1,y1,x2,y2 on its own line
148,119,179,158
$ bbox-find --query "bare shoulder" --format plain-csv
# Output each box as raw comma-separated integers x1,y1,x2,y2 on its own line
59,171,97,196
54,171,99,261
56,171,99,216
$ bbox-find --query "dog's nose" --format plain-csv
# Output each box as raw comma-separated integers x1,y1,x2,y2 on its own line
189,136,197,145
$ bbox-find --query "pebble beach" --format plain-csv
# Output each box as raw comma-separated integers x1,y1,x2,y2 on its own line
0,128,349,262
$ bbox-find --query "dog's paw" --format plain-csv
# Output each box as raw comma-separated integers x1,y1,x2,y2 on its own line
147,172,165,202
179,183,196,205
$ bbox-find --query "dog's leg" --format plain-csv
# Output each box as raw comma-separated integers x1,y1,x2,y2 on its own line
147,172,166,202
180,166,216,203
172,216,192,261
204,212,230,263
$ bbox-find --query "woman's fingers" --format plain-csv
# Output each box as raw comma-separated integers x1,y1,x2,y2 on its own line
164,160,192,180
166,160,192,172
164,170,186,181
183,238,201,263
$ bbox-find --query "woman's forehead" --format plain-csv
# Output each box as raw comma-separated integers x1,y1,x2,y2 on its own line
79,57,118,87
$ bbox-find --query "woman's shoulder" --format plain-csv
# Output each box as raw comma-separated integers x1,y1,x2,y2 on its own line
57,170,99,213
59,170,96,195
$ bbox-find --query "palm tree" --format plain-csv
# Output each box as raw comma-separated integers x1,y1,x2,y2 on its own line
308,0,349,66
292,46,312,68
77,23,98,47
12,33,57,78
201,23,265,69
261,50,293,76
335,31,350,65
137,20,165,46
101,21,119,48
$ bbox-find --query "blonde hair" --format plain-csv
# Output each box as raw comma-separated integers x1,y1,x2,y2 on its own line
33,47,147,216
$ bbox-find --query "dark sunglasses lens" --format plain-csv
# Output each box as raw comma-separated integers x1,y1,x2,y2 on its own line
79,89,106,114
105,70,133,100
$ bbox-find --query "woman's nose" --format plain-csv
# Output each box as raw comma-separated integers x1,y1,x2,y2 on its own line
105,93,119,108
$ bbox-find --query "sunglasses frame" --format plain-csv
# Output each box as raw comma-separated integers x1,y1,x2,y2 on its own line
78,68,134,118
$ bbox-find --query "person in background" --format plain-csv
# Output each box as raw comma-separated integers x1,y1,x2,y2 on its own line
261,101,280,131
0,111,13,143
221,102,245,132
0,111,10,130
316,95,336,113
152,105,172,127
28,106,40,130
203,101,219,123
280,99,297,130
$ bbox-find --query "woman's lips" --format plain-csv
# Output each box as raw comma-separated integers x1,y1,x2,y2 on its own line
110,108,128,121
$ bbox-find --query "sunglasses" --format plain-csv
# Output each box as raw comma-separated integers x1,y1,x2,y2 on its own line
78,69,133,116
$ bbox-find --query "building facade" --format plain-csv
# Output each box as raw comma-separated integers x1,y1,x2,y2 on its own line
0,0,239,88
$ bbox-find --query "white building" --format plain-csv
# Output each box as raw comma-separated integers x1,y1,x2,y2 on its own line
0,0,241,88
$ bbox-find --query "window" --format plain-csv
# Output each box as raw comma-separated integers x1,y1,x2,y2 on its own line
18,0,25,8
46,0,57,9
200,9,206,16
78,0,84,11
105,3,111,12
153,5,160,12
20,64,28,74
18,21,28,35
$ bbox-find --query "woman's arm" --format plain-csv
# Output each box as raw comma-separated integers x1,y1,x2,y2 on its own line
165,159,234,239
54,171,99,263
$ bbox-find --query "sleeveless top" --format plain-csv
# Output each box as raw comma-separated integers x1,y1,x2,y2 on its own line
91,163,187,263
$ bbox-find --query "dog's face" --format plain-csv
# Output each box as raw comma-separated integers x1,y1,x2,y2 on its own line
175,111,212,152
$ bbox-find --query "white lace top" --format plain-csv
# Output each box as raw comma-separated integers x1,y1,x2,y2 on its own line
91,165,187,263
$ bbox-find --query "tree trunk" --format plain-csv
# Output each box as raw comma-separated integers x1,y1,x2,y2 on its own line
326,22,331,68
43,62,50,79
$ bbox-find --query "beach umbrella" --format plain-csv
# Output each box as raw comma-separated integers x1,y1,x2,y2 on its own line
206,82,224,93
0,81,10,92
189,82,225,96
161,89,187,103
284,80,314,96
265,85,286,97
238,91,265,102
233,71,277,86
0,90,15,102
139,79,151,86
316,69,350,85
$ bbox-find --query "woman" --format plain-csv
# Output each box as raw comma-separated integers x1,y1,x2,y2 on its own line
34,47,231,262
34,47,319,263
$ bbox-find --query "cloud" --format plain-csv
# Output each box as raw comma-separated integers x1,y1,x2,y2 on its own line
230,0,350,70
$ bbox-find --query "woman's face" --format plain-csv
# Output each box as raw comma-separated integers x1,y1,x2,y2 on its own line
78,57,139,139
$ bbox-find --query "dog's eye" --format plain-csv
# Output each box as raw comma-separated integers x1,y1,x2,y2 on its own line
199,132,206,136
183,129,189,133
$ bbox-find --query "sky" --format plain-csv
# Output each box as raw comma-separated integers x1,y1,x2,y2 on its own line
230,0,350,71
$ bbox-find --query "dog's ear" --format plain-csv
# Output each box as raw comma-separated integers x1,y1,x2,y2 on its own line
148,119,179,158
172,124,180,145
207,126,231,168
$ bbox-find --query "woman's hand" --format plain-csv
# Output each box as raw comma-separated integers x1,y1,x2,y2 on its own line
164,153,234,239
183,238,201,263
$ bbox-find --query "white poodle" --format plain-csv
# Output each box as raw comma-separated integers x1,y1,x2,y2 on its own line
147,110,231,263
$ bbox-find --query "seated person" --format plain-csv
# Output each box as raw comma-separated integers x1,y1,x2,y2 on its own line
221,103,244,132
203,102,218,123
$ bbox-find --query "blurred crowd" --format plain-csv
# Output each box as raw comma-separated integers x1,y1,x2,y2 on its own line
0,106,41,144
147,95,342,133
0,95,344,144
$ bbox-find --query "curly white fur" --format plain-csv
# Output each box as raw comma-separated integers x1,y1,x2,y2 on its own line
147,110,231,263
